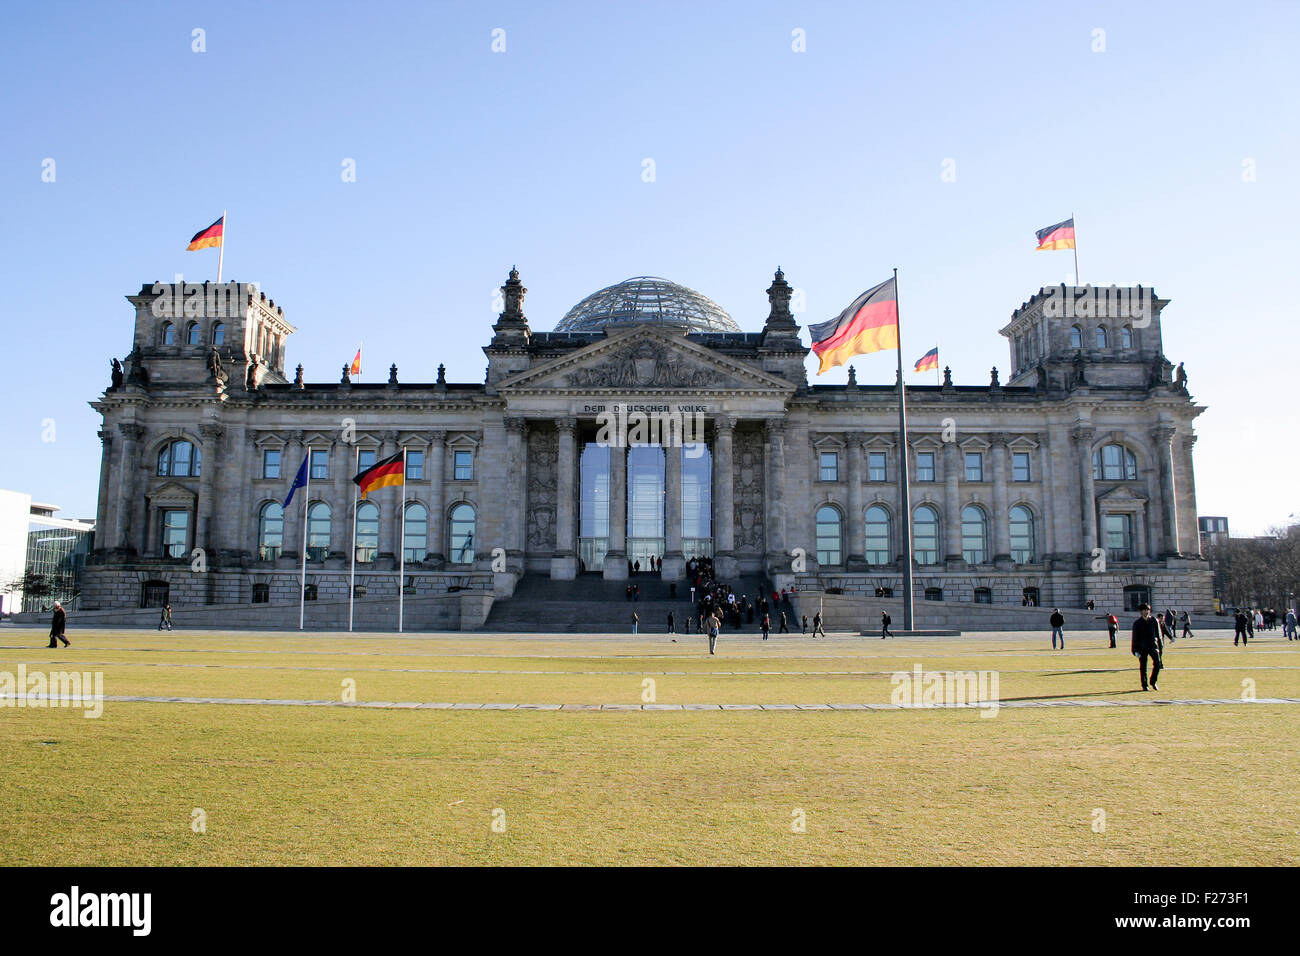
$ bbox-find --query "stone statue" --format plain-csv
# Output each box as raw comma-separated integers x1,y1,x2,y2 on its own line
1074,351,1087,386
110,358,124,388
341,364,351,385
293,364,304,388
436,363,447,386
388,363,399,386
942,366,953,388
1175,362,1187,389
990,366,1000,387
246,356,259,391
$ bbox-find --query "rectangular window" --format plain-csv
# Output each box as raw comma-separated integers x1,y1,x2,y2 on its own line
1012,452,1031,482
819,452,838,482
1105,513,1133,562
454,449,473,480
916,452,935,482
310,449,329,480
867,452,887,482
406,450,424,480
965,452,984,482
262,449,281,480
161,509,189,558
358,449,376,471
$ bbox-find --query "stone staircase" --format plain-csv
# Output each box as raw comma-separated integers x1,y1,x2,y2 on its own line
483,573,771,634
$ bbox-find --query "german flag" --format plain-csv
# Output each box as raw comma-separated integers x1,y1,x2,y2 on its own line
186,216,224,251
1035,217,1075,251
914,347,939,373
349,347,362,378
809,278,898,374
353,452,404,499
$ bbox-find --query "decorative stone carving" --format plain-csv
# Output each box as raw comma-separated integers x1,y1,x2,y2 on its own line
732,427,765,553
526,427,558,553
565,341,723,389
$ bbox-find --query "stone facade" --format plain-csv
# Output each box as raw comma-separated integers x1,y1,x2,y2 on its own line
83,271,1213,620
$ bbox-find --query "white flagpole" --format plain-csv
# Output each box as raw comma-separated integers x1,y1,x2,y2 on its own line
217,209,226,283
399,447,407,634
299,449,310,630
349,445,359,632
1072,211,1080,286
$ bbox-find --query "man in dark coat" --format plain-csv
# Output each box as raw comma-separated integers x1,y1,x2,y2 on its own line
1234,610,1249,646
1131,603,1162,691
881,610,893,639
48,602,69,648
1049,608,1066,649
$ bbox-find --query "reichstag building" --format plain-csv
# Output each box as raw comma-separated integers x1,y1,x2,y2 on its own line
83,269,1212,621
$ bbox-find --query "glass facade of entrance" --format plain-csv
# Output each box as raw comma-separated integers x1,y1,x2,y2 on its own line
626,445,664,567
579,443,610,571
681,445,712,559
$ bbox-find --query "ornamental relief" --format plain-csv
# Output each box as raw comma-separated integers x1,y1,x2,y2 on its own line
732,428,765,554
526,428,558,553
564,341,737,389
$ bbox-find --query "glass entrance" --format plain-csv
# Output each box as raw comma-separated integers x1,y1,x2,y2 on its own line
626,445,664,570
579,443,610,572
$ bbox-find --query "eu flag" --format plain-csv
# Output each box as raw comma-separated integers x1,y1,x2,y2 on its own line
283,454,309,508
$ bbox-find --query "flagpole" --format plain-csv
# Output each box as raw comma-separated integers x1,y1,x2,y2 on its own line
349,445,359,632
1072,211,1079,286
299,449,310,630
398,447,407,634
935,346,941,387
217,209,226,283
894,268,915,633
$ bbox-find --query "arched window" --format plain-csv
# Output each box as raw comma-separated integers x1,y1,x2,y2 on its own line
1095,326,1108,348
1092,444,1138,481
1120,326,1133,349
815,505,842,566
355,501,379,563
864,505,891,565
307,503,331,561
1009,505,1035,563
404,503,428,563
212,321,225,345
1069,325,1082,348
186,321,201,345
161,322,176,346
913,505,940,565
258,502,283,561
961,505,988,564
157,440,200,477
449,503,476,564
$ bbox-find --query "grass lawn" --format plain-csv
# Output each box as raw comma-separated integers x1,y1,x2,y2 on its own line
1,628,1296,865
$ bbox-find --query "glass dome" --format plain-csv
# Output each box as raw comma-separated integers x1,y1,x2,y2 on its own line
555,276,739,333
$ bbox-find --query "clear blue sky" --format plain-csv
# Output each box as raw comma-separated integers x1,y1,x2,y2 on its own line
2,0,1296,534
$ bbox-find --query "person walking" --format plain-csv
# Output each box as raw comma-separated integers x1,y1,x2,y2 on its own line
1285,608,1297,641
158,603,173,631
1049,608,1065,650
1234,610,1249,646
1106,612,1119,649
880,610,893,639
778,610,790,633
631,611,638,635
47,601,69,648
811,611,826,638
801,614,808,635
707,611,721,655
667,610,675,634
1180,610,1193,639
761,612,770,641
1131,603,1163,691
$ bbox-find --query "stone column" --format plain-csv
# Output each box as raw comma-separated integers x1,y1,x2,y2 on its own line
1181,434,1200,557
1152,424,1180,556
197,423,223,555
603,441,628,579
662,442,684,579
764,419,788,569
712,415,737,578
1073,424,1097,561
551,417,579,579
504,417,527,569
377,430,398,568
330,439,350,560
990,433,1011,565
281,431,304,561
844,434,866,569
114,423,144,552
95,429,113,550
427,430,446,565
234,427,255,562
942,441,962,564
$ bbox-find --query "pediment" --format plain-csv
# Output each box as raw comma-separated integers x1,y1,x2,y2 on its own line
1097,484,1147,503
147,480,198,506
499,326,795,393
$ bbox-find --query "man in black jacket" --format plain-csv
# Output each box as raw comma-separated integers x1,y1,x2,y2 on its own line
1131,603,1162,691
47,602,69,648
1049,608,1065,649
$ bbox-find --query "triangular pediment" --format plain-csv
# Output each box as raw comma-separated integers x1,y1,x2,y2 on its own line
1097,484,1147,503
499,326,795,393
147,480,198,507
